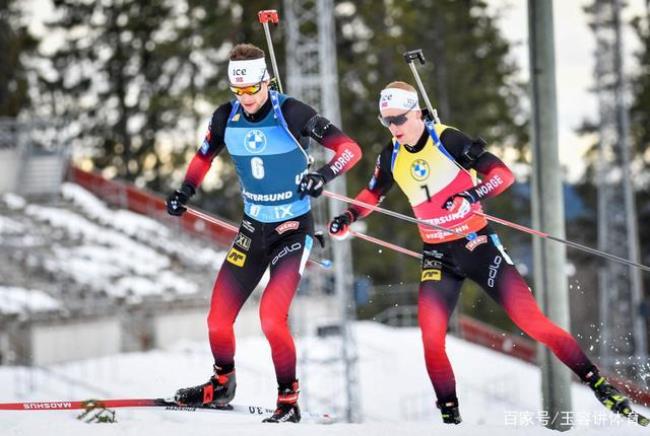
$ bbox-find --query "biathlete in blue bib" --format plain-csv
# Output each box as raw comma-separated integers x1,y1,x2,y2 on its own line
166,43,361,423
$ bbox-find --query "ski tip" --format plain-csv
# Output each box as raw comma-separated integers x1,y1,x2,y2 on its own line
622,408,650,427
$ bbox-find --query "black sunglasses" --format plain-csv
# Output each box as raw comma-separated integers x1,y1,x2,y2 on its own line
377,104,417,127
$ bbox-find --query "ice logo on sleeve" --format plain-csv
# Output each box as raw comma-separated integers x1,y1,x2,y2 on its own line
244,129,267,154
411,159,430,181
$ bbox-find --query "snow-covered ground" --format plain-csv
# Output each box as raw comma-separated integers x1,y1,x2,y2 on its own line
1,322,647,435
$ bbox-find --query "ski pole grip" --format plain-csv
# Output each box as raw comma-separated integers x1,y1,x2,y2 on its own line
258,10,280,24
404,49,426,65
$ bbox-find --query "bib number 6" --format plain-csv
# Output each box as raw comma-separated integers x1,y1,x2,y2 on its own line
251,157,265,180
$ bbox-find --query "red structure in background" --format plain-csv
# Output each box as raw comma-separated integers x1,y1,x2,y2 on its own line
67,166,649,407
68,166,236,247
458,315,537,363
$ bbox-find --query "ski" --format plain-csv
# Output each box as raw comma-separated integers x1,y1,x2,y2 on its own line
0,398,335,424
621,405,650,427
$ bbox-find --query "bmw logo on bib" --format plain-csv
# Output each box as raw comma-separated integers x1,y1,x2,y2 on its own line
244,129,267,154
411,159,430,181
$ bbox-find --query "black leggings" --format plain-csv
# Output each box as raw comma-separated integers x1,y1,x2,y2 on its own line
207,213,313,388
417,225,595,403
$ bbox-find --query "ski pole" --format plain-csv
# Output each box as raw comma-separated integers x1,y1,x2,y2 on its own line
403,49,440,123
323,190,650,274
349,229,422,260
321,190,469,238
185,207,332,270
258,10,283,93
402,49,650,273
472,210,650,273
257,9,315,169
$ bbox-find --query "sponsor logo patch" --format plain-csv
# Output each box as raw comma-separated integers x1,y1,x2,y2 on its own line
242,189,293,202
274,204,293,219
487,255,502,288
272,242,302,266
275,221,300,235
199,139,210,155
424,224,470,241
380,94,392,107
226,247,247,267
422,258,442,269
421,269,442,281
474,174,504,198
465,235,488,252
411,159,430,181
234,233,252,251
423,249,444,259
330,149,355,175
242,220,255,233
243,129,267,154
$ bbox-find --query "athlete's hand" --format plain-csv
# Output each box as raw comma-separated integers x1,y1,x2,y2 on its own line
442,191,474,215
166,184,195,216
297,172,326,199
328,210,355,240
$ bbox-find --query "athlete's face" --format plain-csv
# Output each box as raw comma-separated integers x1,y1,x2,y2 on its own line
380,107,425,146
233,80,270,115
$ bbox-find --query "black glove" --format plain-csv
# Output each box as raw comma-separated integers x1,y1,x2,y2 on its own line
297,172,326,199
328,210,355,240
442,191,475,213
313,231,326,248
166,183,195,216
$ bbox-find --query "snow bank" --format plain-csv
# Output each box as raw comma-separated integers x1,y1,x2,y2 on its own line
0,286,61,315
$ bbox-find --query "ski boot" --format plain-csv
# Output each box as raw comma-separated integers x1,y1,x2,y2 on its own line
585,370,629,412
437,399,462,424
584,370,630,412
174,365,236,408
263,380,301,423
583,369,650,427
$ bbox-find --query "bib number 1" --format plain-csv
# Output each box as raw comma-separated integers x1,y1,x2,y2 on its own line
421,184,432,202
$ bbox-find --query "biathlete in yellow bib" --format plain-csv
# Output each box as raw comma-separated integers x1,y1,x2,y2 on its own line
328,80,632,425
